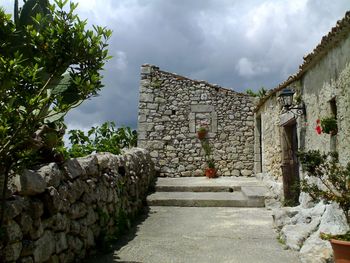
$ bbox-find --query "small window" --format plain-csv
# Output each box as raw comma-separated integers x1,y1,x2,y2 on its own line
172,110,176,115
329,98,337,119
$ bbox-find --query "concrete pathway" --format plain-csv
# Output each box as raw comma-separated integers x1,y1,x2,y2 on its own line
87,206,300,263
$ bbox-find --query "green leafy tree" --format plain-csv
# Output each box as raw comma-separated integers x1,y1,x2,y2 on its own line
0,0,112,223
67,122,137,158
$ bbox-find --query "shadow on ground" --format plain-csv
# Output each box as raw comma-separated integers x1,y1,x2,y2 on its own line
85,206,155,263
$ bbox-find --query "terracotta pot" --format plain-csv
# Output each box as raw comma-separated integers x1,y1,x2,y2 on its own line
330,130,338,136
331,239,350,263
197,130,207,139
205,168,216,178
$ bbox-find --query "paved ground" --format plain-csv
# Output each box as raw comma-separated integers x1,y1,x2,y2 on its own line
87,207,300,263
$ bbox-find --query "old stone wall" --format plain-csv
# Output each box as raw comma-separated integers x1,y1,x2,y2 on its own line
255,19,350,263
0,148,155,263
255,95,282,178
301,35,350,164
256,29,350,176
138,64,255,177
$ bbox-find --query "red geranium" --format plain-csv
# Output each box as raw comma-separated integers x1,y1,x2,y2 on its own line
316,125,322,134
315,119,322,134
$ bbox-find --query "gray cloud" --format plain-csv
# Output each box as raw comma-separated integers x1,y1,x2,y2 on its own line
2,0,350,130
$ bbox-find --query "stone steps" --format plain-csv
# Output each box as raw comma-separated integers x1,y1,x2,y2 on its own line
147,177,267,207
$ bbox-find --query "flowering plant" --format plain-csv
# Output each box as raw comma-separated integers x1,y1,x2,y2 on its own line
315,119,322,134
315,117,338,135
320,117,337,135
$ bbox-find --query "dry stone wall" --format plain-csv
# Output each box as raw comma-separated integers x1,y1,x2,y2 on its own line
138,65,255,177
0,148,155,263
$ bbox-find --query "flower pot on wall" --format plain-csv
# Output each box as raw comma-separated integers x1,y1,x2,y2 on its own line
331,239,350,263
197,130,207,139
205,168,216,178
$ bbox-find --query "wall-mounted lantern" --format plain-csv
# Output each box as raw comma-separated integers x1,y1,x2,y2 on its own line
278,88,306,117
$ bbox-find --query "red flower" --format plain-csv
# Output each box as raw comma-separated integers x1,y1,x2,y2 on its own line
316,125,322,135
316,119,320,124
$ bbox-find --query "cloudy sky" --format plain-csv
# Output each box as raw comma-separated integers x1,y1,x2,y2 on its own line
3,0,350,131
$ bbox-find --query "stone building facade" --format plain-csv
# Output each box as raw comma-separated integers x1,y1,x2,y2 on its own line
254,11,350,262
255,11,350,178
137,65,255,177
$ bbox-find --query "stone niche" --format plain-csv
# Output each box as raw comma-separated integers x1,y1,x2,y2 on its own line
137,64,255,177
189,105,218,135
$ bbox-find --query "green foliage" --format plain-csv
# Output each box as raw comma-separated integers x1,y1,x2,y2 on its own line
207,159,215,169
320,230,350,242
298,150,327,174
299,150,350,225
320,117,338,135
200,139,215,169
198,126,207,133
277,234,286,245
0,0,111,222
67,122,137,158
245,87,268,98
150,80,162,88
246,89,258,97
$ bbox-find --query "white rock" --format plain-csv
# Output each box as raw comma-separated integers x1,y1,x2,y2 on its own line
272,207,300,230
281,219,320,251
299,231,333,263
318,203,349,235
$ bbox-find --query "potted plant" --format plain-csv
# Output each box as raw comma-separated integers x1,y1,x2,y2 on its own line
201,139,217,178
197,126,207,139
298,150,350,262
320,117,338,135
205,159,216,178
197,121,209,139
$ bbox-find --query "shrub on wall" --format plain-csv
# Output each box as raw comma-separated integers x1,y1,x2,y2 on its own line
0,0,111,223
298,150,350,225
67,122,137,158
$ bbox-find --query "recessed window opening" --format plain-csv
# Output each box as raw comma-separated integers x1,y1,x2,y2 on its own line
171,110,176,115
329,98,337,119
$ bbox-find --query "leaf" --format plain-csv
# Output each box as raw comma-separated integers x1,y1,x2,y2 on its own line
44,111,65,123
51,73,70,95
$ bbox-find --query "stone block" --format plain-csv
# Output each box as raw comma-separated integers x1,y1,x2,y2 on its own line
3,242,22,262
33,231,55,262
37,163,63,188
19,256,34,263
77,155,99,176
43,186,64,215
190,104,214,112
140,93,154,102
141,65,152,74
63,159,86,180
13,169,47,196
55,232,68,254
4,197,25,221
4,219,22,243
241,170,252,177
69,202,87,219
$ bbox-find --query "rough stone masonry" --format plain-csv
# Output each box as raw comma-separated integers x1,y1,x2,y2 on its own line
137,64,255,177
0,148,155,263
